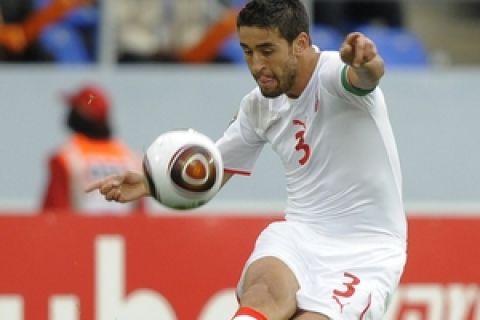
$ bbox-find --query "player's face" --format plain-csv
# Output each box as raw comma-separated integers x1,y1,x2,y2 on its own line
239,26,298,98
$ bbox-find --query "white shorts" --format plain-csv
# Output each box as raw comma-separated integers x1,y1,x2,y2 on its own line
237,220,407,320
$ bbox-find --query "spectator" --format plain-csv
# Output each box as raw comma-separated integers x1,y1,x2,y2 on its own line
114,0,238,63
42,84,145,214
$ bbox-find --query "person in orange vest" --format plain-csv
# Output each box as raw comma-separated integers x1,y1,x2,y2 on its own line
42,84,145,214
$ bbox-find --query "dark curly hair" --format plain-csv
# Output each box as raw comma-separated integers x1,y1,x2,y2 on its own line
67,108,112,139
237,0,310,44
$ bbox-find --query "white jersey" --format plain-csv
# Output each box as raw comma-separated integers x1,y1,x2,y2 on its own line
216,51,407,243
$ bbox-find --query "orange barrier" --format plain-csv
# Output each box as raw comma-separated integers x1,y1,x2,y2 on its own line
178,8,239,63
0,213,478,320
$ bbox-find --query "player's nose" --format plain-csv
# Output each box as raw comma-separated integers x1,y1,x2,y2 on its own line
250,53,265,74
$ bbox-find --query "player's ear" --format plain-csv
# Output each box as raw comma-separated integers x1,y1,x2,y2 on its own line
293,32,309,55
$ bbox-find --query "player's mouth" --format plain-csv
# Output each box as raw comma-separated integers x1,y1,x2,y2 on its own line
256,75,276,88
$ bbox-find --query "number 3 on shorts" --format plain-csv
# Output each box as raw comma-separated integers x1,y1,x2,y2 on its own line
333,272,360,298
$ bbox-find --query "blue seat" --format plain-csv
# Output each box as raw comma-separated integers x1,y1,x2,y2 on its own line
34,0,98,63
39,25,90,63
310,24,343,51
60,6,99,29
355,25,429,67
218,34,245,64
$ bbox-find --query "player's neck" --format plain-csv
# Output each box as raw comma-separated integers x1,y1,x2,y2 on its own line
286,49,320,99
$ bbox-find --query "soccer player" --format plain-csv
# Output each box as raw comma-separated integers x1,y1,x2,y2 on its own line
86,0,407,319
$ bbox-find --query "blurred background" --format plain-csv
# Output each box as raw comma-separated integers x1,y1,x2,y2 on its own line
0,1,479,319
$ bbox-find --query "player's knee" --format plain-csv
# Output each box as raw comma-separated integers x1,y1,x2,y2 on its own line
240,282,296,318
241,282,273,307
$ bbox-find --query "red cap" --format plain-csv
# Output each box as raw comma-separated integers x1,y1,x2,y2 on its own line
65,85,110,124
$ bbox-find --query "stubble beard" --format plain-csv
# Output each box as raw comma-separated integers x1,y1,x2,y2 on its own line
258,65,297,98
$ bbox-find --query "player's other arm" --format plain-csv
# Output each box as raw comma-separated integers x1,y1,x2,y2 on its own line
85,169,234,203
85,171,151,203
340,32,385,91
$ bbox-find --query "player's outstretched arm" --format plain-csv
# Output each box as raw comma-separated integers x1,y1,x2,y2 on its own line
85,171,151,203
340,32,385,90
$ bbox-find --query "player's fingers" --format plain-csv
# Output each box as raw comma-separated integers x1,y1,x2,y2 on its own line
339,43,353,63
98,175,126,193
343,32,380,67
105,188,121,202
363,39,377,62
353,36,366,68
85,174,122,192
99,179,120,195
85,178,109,192
344,32,362,46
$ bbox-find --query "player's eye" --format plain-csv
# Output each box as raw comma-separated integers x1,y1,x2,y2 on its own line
243,49,253,56
261,49,274,56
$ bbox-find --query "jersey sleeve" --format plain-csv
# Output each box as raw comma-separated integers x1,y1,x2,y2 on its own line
320,51,380,112
215,96,265,176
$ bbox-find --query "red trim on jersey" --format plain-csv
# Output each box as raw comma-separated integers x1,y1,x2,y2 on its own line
233,307,267,320
359,293,372,320
224,168,251,176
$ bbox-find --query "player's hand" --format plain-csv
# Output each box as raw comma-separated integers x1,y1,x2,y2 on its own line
340,32,378,68
85,171,150,203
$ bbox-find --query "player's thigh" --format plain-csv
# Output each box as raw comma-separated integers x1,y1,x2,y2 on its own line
292,310,329,320
241,256,299,304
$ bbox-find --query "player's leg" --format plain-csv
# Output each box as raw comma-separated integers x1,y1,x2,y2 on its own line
232,256,299,320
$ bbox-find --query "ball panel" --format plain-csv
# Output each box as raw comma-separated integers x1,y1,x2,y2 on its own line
185,159,207,180
169,145,217,193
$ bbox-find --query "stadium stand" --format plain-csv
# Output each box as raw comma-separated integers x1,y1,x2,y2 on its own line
355,24,430,67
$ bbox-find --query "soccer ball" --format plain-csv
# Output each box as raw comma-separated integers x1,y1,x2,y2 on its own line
143,128,223,210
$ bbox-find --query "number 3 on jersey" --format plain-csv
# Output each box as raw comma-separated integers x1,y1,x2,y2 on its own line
293,119,311,165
